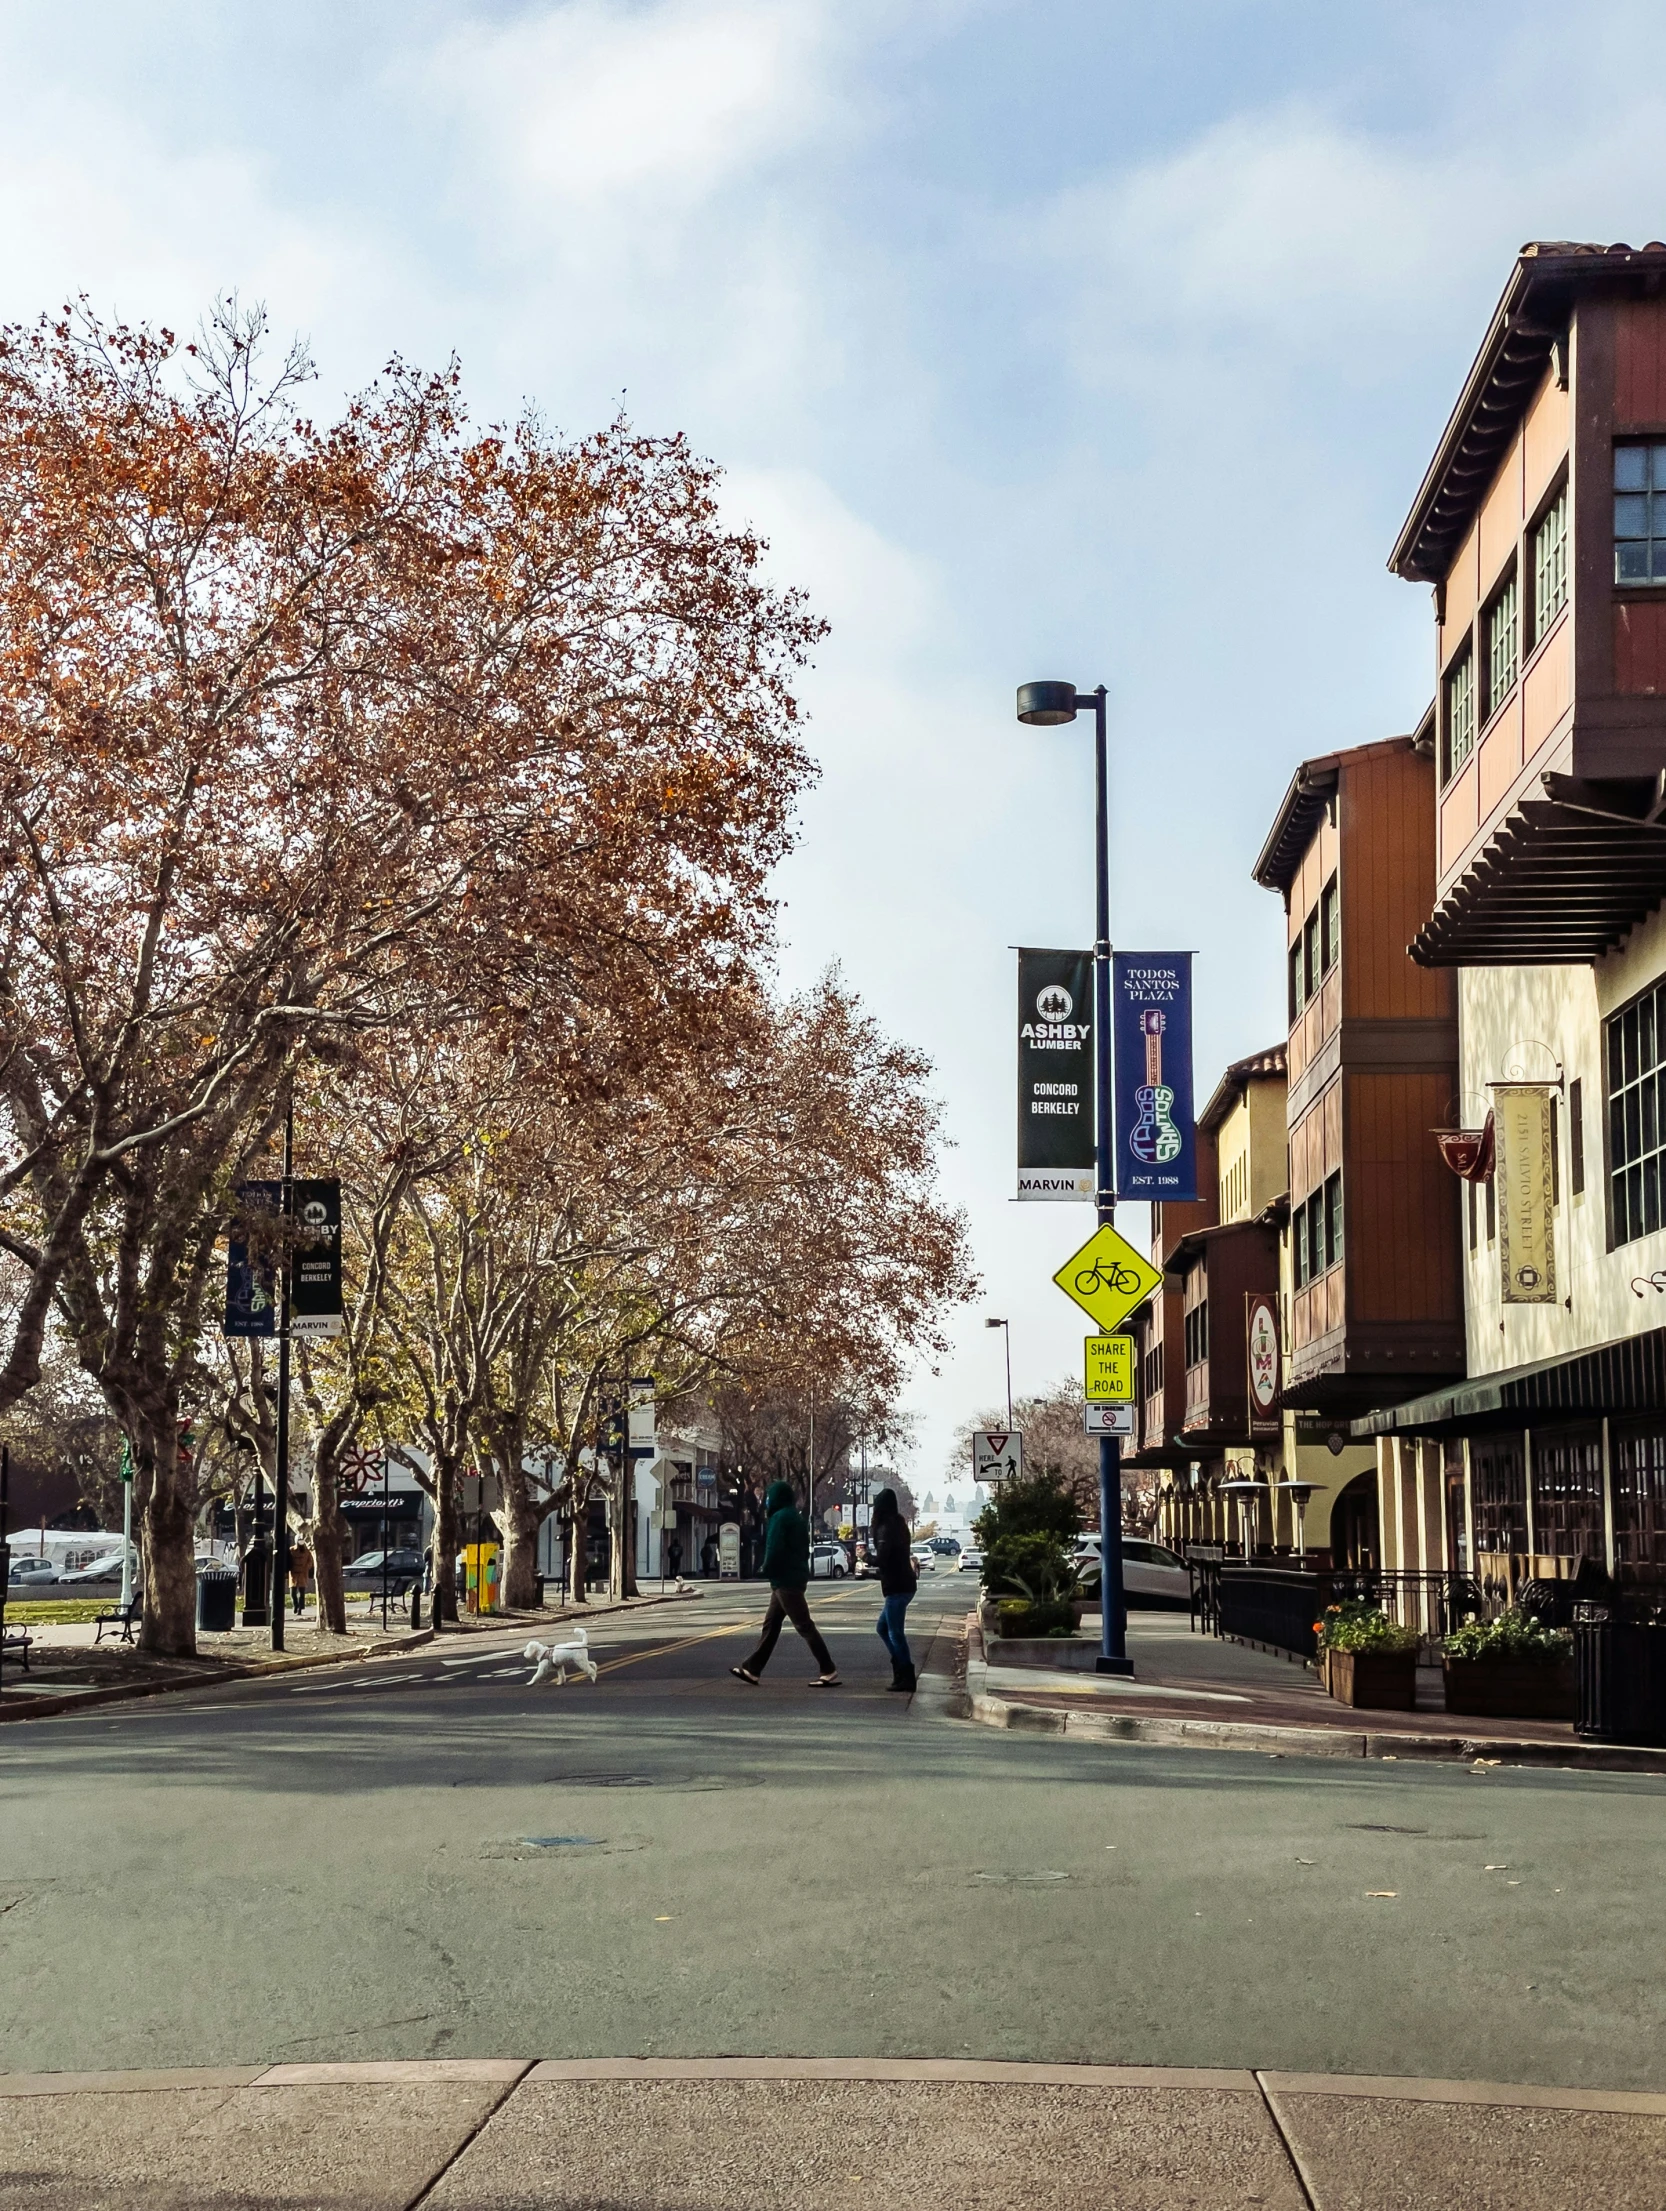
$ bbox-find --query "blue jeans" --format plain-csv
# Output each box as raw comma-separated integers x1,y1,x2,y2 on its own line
876,1592,913,1670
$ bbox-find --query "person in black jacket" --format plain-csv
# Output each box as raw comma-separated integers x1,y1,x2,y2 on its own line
869,1488,917,1692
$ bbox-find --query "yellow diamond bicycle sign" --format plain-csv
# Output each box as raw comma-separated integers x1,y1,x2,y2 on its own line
1052,1223,1162,1333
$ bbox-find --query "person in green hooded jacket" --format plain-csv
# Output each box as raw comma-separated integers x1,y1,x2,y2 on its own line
730,1479,840,1687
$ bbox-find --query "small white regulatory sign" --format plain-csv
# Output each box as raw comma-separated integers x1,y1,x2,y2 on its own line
972,1430,1024,1483
1083,1403,1134,1436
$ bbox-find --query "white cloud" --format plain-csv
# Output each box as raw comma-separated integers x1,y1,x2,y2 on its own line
419,0,837,212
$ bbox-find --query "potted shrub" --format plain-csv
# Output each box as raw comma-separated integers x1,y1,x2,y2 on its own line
1442,1609,1576,1720
1317,1600,1419,1709
975,1474,1084,1644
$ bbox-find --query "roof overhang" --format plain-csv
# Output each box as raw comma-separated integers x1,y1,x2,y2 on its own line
1410,775,1666,966
1252,759,1339,893
1352,1325,1666,1438
1391,242,1666,586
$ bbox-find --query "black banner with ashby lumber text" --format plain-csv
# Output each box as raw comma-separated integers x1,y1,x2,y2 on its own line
1017,948,1094,1201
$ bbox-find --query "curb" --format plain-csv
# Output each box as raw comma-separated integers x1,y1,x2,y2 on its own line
0,2056,1661,2114
0,1588,695,1725
956,1620,1666,1776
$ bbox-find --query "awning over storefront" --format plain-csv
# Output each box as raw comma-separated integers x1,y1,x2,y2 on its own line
1352,1325,1666,1437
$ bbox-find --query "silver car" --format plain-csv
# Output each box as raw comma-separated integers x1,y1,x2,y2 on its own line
1075,1538,1190,1609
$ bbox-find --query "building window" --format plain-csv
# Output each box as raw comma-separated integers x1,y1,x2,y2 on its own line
1485,571,1518,715
1320,875,1340,974
1444,645,1475,782
1534,485,1568,635
1471,1435,1527,1556
1288,938,1305,1022
1608,981,1666,1245
1613,1422,1666,1573
1570,1076,1585,1196
1532,1429,1604,1563
1184,1298,1209,1369
1615,441,1666,584
1323,1171,1344,1268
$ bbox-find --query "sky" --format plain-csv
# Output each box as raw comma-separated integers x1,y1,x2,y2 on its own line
6,0,1666,1486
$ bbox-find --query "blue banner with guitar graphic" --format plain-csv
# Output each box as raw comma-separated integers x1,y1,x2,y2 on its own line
1111,952,1197,1201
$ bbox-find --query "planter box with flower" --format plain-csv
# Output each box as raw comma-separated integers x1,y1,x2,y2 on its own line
1442,1609,1575,1720
973,1473,1090,1664
1317,1600,1418,1709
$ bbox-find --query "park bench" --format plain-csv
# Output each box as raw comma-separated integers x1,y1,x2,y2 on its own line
0,1626,30,1674
95,1594,143,1645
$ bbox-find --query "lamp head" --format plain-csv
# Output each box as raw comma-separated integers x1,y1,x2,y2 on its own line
1016,680,1079,726
985,1316,1007,1330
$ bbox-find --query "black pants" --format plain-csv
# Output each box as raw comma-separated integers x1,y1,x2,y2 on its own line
740,1585,835,1677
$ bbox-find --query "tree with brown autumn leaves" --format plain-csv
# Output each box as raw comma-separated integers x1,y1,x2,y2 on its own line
0,302,819,1653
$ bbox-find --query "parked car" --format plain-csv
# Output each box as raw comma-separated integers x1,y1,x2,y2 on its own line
7,1557,59,1586
1074,1537,1190,1610
57,1554,130,1586
957,1546,983,1573
341,1548,423,1594
929,1535,960,1555
809,1542,850,1579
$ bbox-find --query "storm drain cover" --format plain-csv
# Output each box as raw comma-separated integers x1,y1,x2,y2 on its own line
522,1836,604,1848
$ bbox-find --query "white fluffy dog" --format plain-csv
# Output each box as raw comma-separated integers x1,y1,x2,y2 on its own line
523,1632,598,1687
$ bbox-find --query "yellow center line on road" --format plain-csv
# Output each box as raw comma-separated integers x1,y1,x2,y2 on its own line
592,1588,868,1679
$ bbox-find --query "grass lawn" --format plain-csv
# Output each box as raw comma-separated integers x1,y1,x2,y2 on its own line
2,1597,113,1624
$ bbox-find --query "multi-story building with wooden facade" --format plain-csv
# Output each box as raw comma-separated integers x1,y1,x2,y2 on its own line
1360,242,1666,1598
1136,1049,1284,1551
1251,734,1466,1562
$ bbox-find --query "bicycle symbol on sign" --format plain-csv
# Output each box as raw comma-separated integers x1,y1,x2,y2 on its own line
1073,1257,1143,1299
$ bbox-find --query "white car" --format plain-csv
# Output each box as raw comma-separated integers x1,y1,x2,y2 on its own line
1075,1537,1190,1609
809,1542,850,1579
7,1558,58,1586
909,1545,936,1574
958,1547,983,1573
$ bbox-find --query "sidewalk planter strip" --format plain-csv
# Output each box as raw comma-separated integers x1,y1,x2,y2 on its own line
1443,1655,1576,1720
1326,1649,1417,1710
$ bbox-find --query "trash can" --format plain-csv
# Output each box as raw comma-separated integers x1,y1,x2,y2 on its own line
1575,1600,1666,1745
197,1569,237,1633
533,1573,545,1609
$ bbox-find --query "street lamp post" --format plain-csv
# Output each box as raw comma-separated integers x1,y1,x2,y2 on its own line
985,1317,1013,1429
1016,680,1132,1675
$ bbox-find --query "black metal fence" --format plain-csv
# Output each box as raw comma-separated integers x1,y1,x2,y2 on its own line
1203,1564,1496,1659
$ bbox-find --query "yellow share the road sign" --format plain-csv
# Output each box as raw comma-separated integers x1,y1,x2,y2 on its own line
1052,1223,1163,1333
1084,1334,1135,1402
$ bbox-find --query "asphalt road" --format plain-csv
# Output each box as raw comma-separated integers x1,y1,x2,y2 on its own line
3,1571,1664,2089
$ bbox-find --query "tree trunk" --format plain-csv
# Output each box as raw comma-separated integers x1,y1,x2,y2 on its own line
312,1451,347,1634
608,1455,626,1600
431,1459,460,1625
499,1460,545,1609
567,1493,588,1604
620,1455,638,1598
137,1421,197,1657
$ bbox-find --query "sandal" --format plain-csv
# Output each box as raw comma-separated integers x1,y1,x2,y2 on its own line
730,1665,760,1685
808,1672,842,1687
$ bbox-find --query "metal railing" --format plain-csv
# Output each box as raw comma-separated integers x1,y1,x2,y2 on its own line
1207,1564,1497,1660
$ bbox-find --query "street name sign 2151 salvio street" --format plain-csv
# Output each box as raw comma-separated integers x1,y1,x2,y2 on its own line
972,1431,1024,1484
1052,1223,1163,1333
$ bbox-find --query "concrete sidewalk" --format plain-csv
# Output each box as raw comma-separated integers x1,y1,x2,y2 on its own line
2,2057,1662,2208
946,1610,1666,1774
